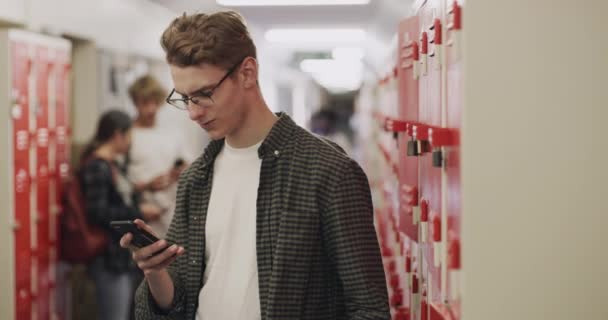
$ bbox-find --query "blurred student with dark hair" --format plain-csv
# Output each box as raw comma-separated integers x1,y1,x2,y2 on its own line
80,110,161,320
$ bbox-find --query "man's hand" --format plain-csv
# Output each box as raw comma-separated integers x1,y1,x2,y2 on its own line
148,174,171,191
119,219,185,276
120,219,185,309
139,203,163,222
135,174,171,192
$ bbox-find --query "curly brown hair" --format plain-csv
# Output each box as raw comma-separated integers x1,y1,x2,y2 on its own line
161,11,256,70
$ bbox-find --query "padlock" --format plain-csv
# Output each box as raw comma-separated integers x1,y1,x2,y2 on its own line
432,149,443,168
407,139,419,156
419,140,431,154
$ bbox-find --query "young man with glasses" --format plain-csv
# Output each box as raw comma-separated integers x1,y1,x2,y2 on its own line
120,11,389,320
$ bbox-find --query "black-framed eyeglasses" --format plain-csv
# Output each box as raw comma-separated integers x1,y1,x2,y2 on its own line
166,57,246,110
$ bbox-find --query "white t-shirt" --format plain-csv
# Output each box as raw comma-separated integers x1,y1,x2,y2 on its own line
127,126,191,237
196,141,262,320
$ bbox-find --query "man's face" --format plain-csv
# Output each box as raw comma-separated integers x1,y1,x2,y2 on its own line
169,63,245,140
135,98,162,125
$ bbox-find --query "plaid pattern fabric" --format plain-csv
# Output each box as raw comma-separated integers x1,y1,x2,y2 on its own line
81,158,141,273
135,113,389,320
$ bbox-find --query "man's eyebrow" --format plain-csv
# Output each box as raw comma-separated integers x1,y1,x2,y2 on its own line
175,84,215,97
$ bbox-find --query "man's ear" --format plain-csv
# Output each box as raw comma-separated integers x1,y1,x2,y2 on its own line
240,57,258,89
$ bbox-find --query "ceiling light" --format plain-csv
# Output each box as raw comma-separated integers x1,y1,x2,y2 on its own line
332,47,365,60
299,59,363,92
313,72,362,92
217,0,370,6
265,28,366,44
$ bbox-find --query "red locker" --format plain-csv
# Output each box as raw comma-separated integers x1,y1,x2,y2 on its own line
14,165,32,320
52,56,70,247
444,0,464,318
51,49,71,320
4,29,72,320
416,0,445,317
11,38,33,320
397,16,421,242
35,45,52,320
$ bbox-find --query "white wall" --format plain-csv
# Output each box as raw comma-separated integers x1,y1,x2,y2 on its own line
462,1,608,319
0,0,174,59
0,0,26,25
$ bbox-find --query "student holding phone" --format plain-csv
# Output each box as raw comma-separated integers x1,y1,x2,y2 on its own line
79,110,162,320
121,11,389,320
126,75,193,238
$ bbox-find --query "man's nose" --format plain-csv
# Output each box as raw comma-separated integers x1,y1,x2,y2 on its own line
188,102,205,120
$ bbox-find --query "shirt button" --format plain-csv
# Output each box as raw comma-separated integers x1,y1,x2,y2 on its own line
191,259,196,265
274,150,280,156
193,216,198,220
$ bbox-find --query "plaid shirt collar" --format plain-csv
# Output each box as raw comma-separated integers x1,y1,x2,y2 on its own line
198,112,296,169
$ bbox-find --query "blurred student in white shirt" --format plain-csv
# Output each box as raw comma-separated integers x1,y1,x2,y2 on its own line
127,75,192,238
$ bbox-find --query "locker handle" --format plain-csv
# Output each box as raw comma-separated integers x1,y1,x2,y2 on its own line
432,216,442,242
420,32,429,54
420,199,429,222
401,42,420,61
448,1,456,13
448,238,461,270
447,2,462,31
429,19,442,45
446,3,462,48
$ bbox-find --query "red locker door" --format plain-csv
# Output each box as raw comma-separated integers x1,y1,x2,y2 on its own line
34,45,52,320
397,16,421,243
417,0,445,317
444,1,464,318
54,51,72,230
52,48,71,320
48,52,59,320
11,39,33,320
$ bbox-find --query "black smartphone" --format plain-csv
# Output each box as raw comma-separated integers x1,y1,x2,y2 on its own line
110,220,161,248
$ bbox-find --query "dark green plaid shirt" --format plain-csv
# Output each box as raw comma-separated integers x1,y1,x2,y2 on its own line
135,113,389,320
